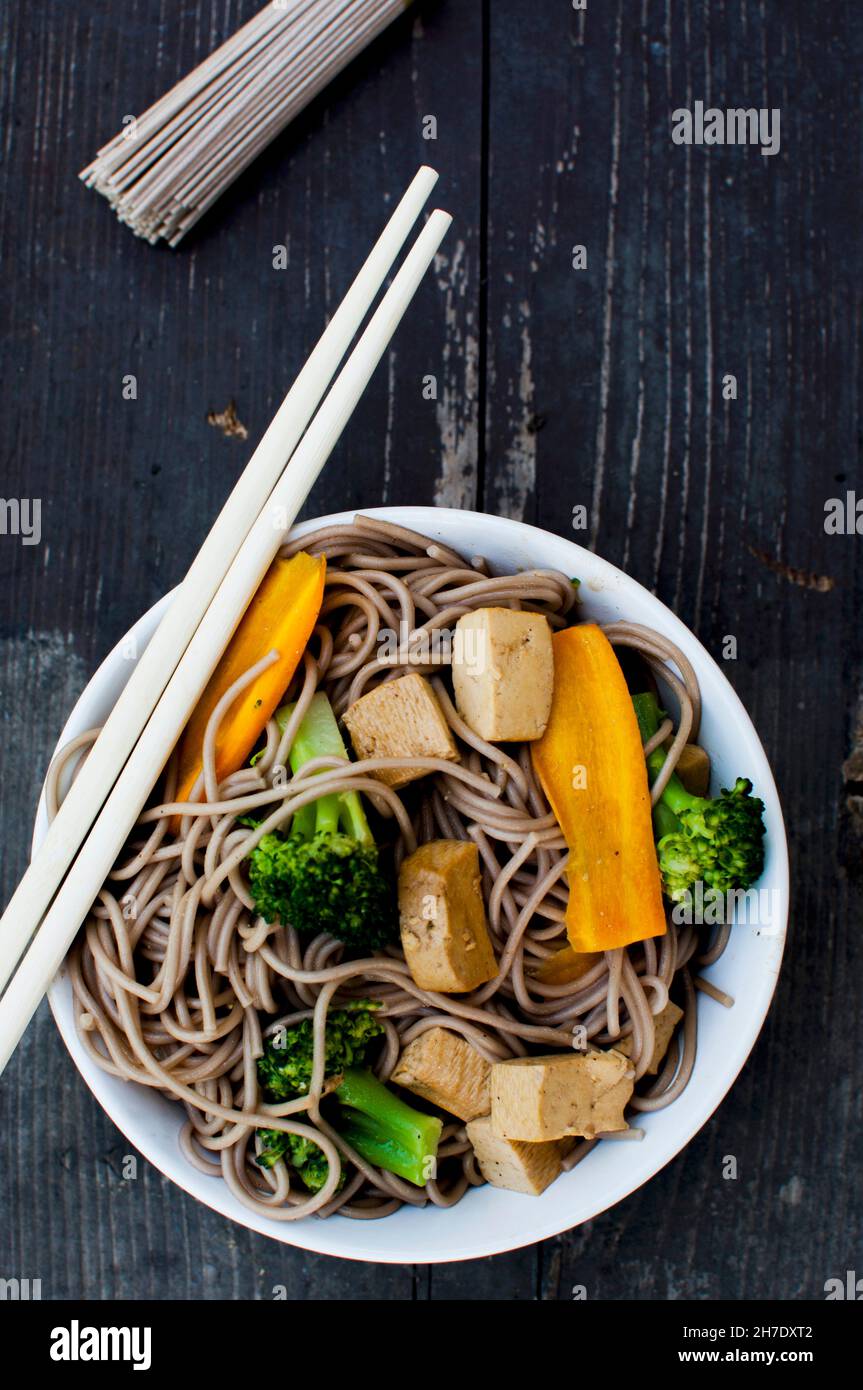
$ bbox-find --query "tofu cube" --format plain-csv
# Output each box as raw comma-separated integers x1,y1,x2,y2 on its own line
391,1027,491,1121
398,840,497,993
671,743,711,797
466,1115,563,1196
452,607,554,742
343,673,459,788
615,1000,684,1075
491,1049,633,1142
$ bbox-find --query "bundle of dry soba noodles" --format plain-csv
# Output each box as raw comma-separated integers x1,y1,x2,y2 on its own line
54,515,732,1222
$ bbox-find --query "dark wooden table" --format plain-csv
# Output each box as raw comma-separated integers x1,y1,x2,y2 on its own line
1,0,860,1301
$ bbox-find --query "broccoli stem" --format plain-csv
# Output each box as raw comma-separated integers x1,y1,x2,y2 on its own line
277,693,374,847
334,1067,442,1188
652,798,684,839
631,688,660,742
632,691,765,902
631,690,696,822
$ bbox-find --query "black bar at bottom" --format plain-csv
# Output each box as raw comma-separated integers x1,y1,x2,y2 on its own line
0,1296,856,1375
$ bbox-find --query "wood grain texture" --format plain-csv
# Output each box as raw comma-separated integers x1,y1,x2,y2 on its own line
1,0,861,1301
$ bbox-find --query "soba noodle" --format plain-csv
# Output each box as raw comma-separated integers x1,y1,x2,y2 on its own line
54,515,731,1220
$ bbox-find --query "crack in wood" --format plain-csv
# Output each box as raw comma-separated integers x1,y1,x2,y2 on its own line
206,399,249,441
746,541,836,593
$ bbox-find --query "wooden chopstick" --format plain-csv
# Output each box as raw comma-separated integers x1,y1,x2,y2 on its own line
0,165,438,1001
0,206,452,1074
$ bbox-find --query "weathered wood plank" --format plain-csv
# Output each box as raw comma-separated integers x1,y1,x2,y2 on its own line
0,0,482,1301
485,0,863,1301
1,0,861,1301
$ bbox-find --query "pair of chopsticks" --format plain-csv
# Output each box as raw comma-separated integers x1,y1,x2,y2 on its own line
0,166,450,1074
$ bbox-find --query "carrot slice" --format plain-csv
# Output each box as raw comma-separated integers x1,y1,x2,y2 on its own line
532,945,602,986
171,550,326,820
531,624,667,953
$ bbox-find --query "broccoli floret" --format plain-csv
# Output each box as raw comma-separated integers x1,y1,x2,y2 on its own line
632,691,766,903
255,1002,441,1190
255,1130,339,1192
249,829,393,947
256,1000,384,1101
247,692,396,950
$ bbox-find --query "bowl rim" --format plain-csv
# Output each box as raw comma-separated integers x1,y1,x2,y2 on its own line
39,505,789,1263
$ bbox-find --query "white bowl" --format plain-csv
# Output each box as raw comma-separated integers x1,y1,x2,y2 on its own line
39,507,788,1263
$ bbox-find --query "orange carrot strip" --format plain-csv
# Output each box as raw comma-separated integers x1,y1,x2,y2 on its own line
531,624,667,953
532,945,602,986
171,550,325,820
